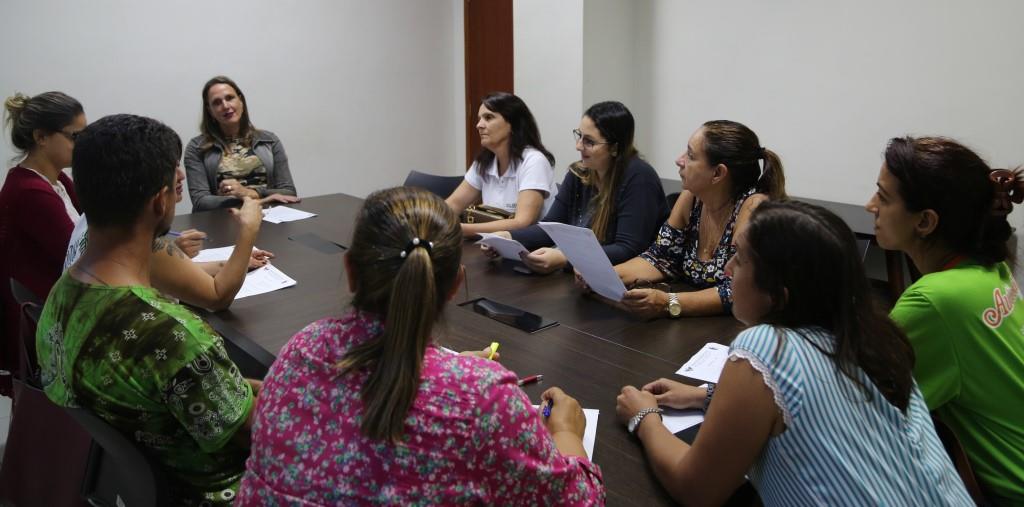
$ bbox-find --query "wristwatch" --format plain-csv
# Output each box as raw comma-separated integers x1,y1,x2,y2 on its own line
627,407,664,434
666,293,682,318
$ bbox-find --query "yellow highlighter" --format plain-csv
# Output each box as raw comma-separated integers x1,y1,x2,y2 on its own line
488,341,500,360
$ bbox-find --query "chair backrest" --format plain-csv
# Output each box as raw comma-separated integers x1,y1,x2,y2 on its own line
932,415,986,505
18,302,42,387
65,407,170,506
9,277,42,306
666,192,681,210
403,170,464,198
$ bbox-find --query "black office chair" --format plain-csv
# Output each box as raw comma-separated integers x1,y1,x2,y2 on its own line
68,407,172,507
666,192,681,210
403,170,464,198
18,302,42,386
9,277,42,306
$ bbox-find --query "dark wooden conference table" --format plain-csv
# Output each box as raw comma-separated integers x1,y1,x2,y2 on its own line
173,193,750,507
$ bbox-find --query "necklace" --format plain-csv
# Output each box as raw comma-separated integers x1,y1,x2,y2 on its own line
73,264,110,286
698,201,733,259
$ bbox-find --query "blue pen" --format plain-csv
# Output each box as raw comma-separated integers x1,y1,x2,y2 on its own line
542,399,553,418
167,230,209,241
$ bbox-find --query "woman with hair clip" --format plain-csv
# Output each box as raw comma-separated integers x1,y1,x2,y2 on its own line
238,187,604,505
488,101,668,274
446,92,558,236
612,120,786,319
185,75,298,212
616,201,972,506
867,136,1024,504
0,91,85,394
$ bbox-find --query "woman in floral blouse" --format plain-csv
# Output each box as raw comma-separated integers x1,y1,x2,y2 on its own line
237,187,604,505
613,120,786,319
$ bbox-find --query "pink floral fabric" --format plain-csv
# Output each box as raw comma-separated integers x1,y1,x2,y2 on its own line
237,309,604,506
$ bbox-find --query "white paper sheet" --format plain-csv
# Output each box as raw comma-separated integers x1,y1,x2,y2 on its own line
661,408,704,434
534,404,599,460
234,264,297,299
476,233,529,260
262,206,317,224
536,222,627,301
675,343,729,383
190,246,237,263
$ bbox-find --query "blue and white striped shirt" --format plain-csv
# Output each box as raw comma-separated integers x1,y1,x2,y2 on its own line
729,324,971,506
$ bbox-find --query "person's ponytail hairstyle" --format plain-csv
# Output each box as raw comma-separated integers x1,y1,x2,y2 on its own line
701,120,786,201
583,101,639,242
746,201,915,412
885,136,1017,267
338,186,462,442
4,91,83,160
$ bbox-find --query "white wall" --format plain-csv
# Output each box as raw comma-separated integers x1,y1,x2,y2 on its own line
0,0,465,215
513,0,584,178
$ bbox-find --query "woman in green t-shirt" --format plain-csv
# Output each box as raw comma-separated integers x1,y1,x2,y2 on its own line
866,135,1024,505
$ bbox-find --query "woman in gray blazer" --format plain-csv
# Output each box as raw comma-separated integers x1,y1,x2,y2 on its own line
185,76,298,211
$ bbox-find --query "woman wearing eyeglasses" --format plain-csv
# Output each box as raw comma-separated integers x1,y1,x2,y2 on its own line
445,92,558,237
0,91,85,394
488,101,667,274
612,120,786,319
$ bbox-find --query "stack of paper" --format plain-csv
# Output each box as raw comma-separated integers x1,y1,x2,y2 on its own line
536,222,627,301
262,206,317,224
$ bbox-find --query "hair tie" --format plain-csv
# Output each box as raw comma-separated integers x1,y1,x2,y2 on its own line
758,147,767,160
989,168,1024,217
399,237,433,259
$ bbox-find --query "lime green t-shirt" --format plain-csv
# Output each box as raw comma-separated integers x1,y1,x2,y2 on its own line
36,274,254,505
891,261,1024,504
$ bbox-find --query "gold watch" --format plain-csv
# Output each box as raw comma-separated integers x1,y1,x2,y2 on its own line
667,292,682,318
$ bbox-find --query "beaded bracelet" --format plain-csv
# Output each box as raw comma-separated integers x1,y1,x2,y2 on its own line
703,383,716,412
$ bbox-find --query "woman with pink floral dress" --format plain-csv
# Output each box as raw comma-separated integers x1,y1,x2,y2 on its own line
237,187,604,506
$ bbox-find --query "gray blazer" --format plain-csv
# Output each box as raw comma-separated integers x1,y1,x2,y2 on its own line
185,130,297,211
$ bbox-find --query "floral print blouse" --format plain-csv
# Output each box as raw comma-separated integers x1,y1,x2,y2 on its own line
237,309,605,506
639,189,755,313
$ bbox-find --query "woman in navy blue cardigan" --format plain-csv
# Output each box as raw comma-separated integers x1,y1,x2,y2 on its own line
490,101,667,274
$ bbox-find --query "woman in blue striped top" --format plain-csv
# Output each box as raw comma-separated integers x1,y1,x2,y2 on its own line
616,200,971,506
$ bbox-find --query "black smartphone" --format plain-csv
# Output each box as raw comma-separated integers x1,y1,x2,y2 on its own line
459,297,558,333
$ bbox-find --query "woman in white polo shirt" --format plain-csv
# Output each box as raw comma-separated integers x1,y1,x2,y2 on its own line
446,92,557,237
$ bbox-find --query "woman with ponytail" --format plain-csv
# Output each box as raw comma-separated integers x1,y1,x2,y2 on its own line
613,120,786,319
0,91,84,394
238,187,604,505
867,136,1024,504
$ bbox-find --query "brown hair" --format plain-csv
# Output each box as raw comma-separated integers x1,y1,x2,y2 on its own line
748,201,915,412
885,136,1018,267
701,120,786,201
579,101,639,242
338,186,462,442
198,76,255,150
4,91,83,159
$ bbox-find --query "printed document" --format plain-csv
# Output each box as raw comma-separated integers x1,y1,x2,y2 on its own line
477,233,530,260
676,343,729,383
262,206,317,224
537,222,627,301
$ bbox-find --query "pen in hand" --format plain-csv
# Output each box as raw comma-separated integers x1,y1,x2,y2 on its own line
542,399,553,418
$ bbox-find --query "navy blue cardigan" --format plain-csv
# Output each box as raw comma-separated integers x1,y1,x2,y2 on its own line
511,156,669,266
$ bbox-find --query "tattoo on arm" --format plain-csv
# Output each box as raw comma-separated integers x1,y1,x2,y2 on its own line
153,237,187,259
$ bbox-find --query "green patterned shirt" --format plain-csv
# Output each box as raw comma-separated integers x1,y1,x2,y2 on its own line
36,274,254,504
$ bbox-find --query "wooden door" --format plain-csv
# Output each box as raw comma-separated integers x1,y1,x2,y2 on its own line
463,0,514,166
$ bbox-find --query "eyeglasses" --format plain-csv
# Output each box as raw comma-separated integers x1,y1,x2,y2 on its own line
572,129,611,150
